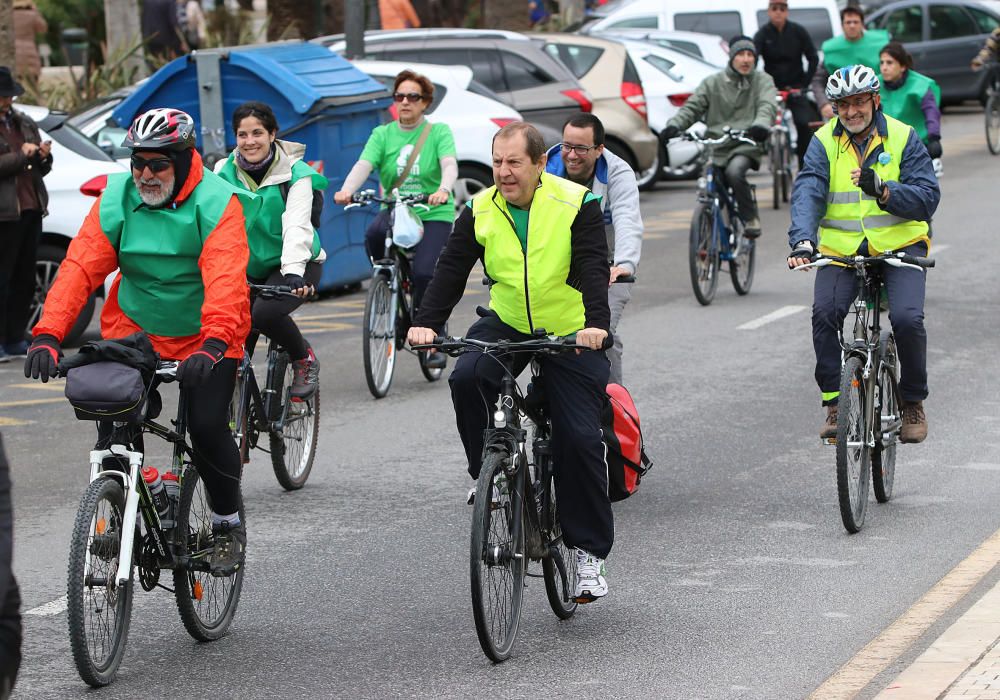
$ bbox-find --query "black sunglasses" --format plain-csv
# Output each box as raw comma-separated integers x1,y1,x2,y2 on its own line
393,92,425,103
130,155,173,173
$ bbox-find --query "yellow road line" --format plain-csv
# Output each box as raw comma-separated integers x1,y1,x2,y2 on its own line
809,526,1000,699
0,397,65,408
294,311,363,321
296,322,354,333
6,382,64,392
0,417,32,426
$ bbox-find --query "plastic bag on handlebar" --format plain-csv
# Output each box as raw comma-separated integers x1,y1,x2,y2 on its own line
392,198,424,249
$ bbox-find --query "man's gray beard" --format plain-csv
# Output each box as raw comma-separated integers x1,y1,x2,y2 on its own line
134,174,174,207
841,115,873,135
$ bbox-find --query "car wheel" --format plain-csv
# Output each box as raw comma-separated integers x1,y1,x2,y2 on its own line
636,131,660,192
32,243,96,347
454,164,492,217
603,137,639,173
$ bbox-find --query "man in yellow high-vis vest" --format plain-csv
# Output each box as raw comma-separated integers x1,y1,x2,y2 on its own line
787,65,940,443
407,122,615,604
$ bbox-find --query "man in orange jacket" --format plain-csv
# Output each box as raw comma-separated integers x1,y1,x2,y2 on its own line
24,108,258,576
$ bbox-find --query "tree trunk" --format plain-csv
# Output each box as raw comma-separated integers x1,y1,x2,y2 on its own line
104,0,146,80
268,0,324,40
0,0,13,72
484,0,530,31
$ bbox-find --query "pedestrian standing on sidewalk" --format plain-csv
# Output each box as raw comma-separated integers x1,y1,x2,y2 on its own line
13,0,48,84
0,66,52,363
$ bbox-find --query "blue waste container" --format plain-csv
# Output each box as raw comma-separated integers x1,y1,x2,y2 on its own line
111,41,390,291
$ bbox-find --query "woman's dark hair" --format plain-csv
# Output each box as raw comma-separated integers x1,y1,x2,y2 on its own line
393,70,435,105
231,101,279,135
880,41,913,70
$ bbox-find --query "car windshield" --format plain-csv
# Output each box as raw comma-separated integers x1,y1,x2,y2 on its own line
36,111,115,161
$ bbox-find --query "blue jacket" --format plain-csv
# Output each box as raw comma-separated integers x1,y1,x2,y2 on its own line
787,110,940,249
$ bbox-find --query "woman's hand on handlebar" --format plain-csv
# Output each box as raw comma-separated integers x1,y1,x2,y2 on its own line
407,326,437,347
334,190,353,206
427,189,449,206
575,327,608,354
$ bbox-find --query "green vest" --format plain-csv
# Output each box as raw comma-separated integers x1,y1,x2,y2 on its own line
216,155,327,278
472,175,589,336
822,29,890,75
99,170,259,336
879,70,940,144
816,113,929,256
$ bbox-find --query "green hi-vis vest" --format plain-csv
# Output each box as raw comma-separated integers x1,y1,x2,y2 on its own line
816,114,929,256
472,175,589,337
216,156,327,278
880,70,941,144
99,170,259,337
822,29,890,75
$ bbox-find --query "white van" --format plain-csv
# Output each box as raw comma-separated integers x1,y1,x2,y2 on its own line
588,0,842,49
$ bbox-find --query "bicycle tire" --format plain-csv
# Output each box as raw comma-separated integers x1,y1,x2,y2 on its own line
363,271,397,398
67,476,133,687
836,355,872,533
173,468,244,641
541,473,577,620
229,364,251,464
770,135,781,210
872,332,899,504
268,351,319,490
418,348,445,382
689,201,719,306
729,219,755,296
470,450,525,662
781,132,793,203
987,93,1000,155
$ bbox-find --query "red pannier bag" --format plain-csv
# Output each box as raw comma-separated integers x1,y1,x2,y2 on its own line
602,383,653,502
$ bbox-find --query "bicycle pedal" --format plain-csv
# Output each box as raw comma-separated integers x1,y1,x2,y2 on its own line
822,437,837,446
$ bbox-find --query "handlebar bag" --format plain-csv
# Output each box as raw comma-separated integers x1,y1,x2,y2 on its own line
602,383,653,502
65,361,148,423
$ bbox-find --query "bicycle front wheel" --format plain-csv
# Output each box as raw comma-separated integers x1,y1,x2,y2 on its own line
67,476,133,687
541,474,578,620
987,93,1000,155
173,468,244,641
872,332,899,503
363,271,397,398
229,363,251,465
729,221,756,296
470,450,525,662
770,134,782,210
689,202,719,306
268,351,319,490
836,355,872,533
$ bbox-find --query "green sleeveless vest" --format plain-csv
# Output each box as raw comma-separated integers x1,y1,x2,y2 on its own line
879,70,940,144
471,174,590,336
99,170,259,336
822,29,890,75
815,113,929,256
216,155,327,278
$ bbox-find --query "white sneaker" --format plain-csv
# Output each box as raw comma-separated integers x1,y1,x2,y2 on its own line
574,549,608,603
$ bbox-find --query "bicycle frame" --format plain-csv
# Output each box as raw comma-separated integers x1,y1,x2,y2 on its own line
698,161,749,264
235,335,294,447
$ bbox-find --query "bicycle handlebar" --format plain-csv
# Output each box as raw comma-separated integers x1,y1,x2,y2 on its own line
413,333,612,356
344,189,429,210
681,129,758,148
795,251,936,272
248,282,317,300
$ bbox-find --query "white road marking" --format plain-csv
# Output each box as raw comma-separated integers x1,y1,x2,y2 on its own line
738,305,808,330
25,595,67,616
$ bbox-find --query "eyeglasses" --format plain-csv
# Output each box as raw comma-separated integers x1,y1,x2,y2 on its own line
130,155,173,173
393,92,425,103
835,95,873,110
559,142,599,156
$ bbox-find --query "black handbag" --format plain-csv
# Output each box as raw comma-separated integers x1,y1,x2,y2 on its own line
64,361,149,423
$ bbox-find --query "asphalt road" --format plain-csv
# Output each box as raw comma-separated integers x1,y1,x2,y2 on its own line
4,108,999,699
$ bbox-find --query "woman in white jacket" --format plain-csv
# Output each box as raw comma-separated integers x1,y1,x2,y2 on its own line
216,101,327,399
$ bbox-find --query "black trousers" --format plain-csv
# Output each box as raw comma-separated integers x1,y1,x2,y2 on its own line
787,92,820,168
0,211,41,345
448,313,614,559
365,211,451,314
812,242,929,404
0,435,21,695
250,262,323,361
723,156,759,223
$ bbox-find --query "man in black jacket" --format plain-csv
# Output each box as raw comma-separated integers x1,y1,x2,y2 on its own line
754,0,820,167
0,66,51,364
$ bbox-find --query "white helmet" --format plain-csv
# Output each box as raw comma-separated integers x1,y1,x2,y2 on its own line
825,64,880,102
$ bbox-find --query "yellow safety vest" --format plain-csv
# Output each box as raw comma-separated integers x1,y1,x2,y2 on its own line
471,174,589,336
816,113,929,256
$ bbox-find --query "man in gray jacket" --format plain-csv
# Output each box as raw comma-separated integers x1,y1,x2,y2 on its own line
662,36,777,238
546,113,642,384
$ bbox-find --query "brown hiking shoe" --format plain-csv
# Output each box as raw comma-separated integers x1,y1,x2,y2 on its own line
900,400,927,443
820,404,838,439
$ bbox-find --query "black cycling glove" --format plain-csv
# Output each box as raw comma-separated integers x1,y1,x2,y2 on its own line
24,334,62,382
787,241,815,268
748,124,770,143
177,338,227,388
661,124,681,141
283,273,307,292
857,167,886,199
926,136,943,159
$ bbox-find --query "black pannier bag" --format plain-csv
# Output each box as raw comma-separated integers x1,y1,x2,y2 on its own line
64,361,149,423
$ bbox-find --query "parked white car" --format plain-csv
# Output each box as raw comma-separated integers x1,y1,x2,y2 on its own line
17,104,127,344
592,28,730,68
350,59,560,212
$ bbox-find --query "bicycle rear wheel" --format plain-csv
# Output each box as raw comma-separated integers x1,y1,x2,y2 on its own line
470,450,525,662
781,131,793,203
268,351,319,490
836,355,872,533
67,476,133,687
541,473,578,620
987,93,1000,155
689,202,719,306
770,134,782,210
729,219,755,296
418,348,446,382
173,468,244,641
363,271,397,398
872,332,899,503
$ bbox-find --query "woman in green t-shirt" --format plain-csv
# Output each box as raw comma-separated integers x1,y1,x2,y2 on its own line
879,42,942,165
334,70,457,362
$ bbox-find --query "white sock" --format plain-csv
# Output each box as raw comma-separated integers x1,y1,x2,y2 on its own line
211,511,241,527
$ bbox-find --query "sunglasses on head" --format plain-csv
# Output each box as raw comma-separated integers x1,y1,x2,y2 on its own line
393,92,425,103
130,155,173,173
